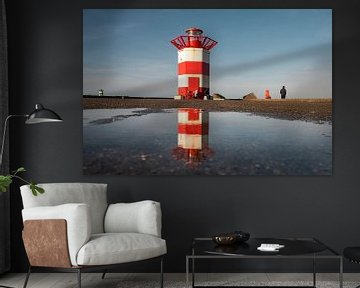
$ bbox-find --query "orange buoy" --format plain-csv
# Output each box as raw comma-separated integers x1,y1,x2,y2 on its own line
264,89,271,99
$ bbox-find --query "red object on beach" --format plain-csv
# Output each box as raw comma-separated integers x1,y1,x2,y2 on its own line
265,89,271,99
171,28,217,99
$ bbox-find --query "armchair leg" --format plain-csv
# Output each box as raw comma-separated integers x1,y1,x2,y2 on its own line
77,268,81,288
160,257,164,288
101,270,107,279
23,266,31,288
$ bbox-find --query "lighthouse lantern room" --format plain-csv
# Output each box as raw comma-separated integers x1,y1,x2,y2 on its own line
170,28,217,100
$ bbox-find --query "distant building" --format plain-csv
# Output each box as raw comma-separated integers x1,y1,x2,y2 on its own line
98,89,104,96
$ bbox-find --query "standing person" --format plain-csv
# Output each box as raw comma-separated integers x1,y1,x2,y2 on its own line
280,86,287,99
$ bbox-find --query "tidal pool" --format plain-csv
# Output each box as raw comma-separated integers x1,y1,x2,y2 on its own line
83,108,332,175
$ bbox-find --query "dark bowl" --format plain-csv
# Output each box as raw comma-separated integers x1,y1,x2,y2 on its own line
212,234,237,245
233,230,250,242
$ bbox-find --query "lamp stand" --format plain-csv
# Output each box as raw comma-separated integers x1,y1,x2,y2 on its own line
0,115,28,168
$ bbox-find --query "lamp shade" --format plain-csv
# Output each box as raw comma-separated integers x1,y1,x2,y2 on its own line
25,104,63,124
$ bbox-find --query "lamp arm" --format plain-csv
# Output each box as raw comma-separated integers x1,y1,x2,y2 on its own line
0,114,28,169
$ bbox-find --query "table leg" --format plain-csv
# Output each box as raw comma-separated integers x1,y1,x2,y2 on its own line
192,257,195,288
186,257,189,288
313,254,316,287
339,256,343,288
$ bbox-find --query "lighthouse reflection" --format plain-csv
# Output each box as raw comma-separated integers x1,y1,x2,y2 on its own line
172,108,214,166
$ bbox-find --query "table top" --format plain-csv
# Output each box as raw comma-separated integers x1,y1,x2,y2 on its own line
190,237,340,258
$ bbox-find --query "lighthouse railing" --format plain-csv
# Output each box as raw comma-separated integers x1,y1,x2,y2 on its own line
170,35,218,50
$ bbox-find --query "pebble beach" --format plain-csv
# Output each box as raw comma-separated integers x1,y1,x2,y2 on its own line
83,98,332,123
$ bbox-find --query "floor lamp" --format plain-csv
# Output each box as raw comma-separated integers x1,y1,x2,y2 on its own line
0,103,62,288
0,103,63,167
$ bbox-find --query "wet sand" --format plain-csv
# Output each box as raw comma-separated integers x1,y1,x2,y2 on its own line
83,98,332,123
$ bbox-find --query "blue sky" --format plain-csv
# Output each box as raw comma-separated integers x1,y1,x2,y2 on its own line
83,9,332,99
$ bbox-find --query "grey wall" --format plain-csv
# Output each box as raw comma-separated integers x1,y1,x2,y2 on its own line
5,0,360,273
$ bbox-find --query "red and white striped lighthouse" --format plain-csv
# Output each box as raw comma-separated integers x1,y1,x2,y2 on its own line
172,108,214,166
171,28,217,100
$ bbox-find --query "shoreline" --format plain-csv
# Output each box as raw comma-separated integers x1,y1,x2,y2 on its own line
83,98,332,123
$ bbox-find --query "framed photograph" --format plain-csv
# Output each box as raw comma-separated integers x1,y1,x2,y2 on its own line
83,9,332,175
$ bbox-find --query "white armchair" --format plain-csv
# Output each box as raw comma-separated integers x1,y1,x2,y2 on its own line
20,183,166,288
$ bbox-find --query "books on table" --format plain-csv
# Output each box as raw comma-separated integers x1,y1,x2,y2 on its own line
257,243,285,252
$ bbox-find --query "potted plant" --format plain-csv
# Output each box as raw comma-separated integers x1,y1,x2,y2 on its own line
0,167,44,196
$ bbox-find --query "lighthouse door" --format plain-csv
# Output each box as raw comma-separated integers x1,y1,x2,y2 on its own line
188,77,200,96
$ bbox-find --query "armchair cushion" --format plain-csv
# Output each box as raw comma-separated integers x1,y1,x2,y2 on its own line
20,183,108,234
22,203,91,266
104,200,162,237
76,233,167,266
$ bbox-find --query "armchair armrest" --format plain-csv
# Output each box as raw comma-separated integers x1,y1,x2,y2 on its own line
23,219,71,268
104,200,162,237
22,203,91,266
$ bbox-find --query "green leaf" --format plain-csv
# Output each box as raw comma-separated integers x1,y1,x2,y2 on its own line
30,182,44,196
15,167,26,173
35,186,45,194
11,167,26,175
0,175,13,192
30,182,38,196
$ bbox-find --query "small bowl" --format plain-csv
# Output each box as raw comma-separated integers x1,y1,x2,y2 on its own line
212,234,237,245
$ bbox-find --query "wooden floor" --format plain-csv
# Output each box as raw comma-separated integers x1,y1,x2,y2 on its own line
0,273,359,288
